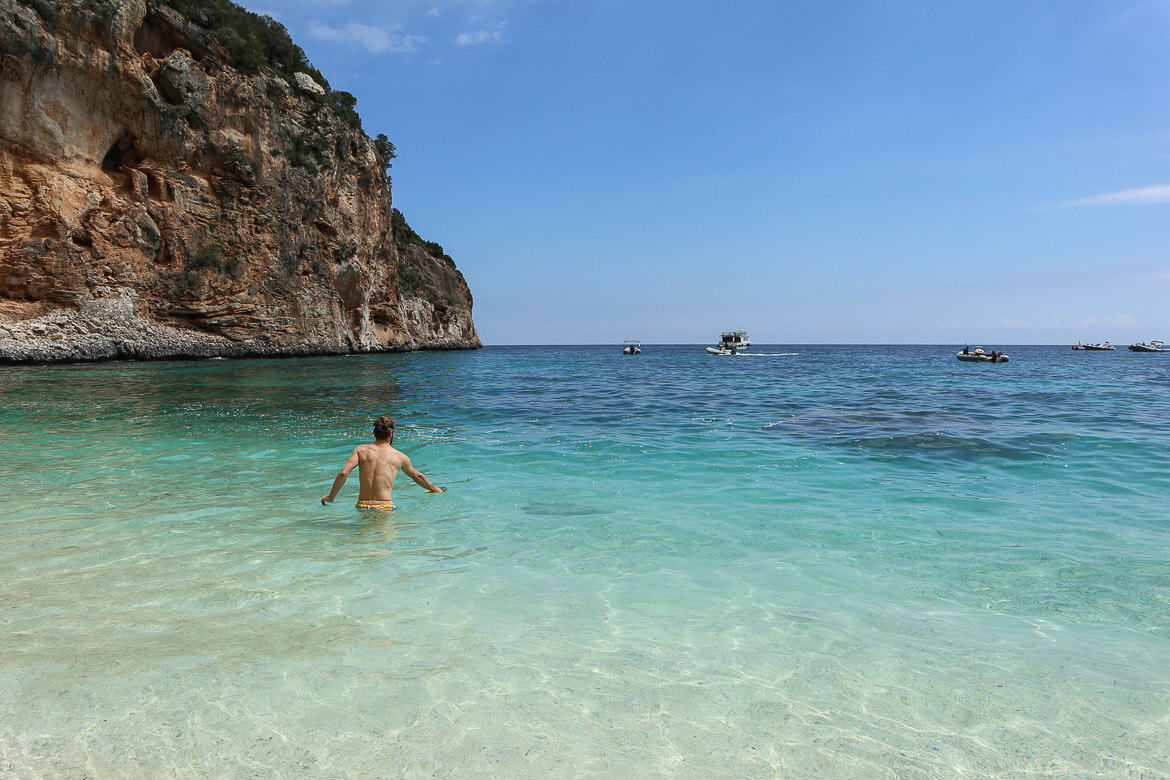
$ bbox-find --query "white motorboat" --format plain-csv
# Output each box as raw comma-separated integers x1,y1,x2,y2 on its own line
1129,341,1168,352
622,340,642,354
1072,342,1115,351
705,329,750,355
957,346,1009,363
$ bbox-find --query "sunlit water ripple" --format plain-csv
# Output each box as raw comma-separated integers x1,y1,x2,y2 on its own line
1,345,1168,777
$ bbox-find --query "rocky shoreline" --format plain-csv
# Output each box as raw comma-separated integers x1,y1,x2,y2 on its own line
0,287,478,364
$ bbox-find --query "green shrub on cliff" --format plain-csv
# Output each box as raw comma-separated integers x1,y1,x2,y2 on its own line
186,244,246,279
398,262,425,292
328,91,361,131
188,245,223,272
392,208,454,267
173,269,204,297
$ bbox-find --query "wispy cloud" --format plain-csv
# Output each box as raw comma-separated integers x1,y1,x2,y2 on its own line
1131,267,1170,282
1056,184,1170,208
1049,314,1138,328
308,22,428,54
928,318,1035,331
455,21,508,46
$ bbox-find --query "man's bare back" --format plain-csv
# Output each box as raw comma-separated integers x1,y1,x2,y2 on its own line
321,416,445,509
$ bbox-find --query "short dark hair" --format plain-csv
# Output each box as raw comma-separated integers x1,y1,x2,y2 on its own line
373,415,395,440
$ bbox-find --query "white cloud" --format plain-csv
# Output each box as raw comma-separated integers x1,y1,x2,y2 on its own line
1057,184,1170,208
927,317,1033,331
1049,314,1138,328
308,22,428,54
455,22,508,46
1080,314,1137,327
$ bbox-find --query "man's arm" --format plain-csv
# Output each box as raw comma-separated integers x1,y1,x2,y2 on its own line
321,449,361,506
402,458,445,493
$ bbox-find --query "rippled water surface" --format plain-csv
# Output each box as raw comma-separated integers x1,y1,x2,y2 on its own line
2,345,1169,777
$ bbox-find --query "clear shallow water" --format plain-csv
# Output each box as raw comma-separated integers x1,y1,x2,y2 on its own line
1,344,1168,778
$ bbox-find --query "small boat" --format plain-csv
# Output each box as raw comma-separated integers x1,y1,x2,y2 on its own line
1129,341,1168,352
706,329,750,355
957,346,1009,363
622,340,642,354
1072,342,1115,351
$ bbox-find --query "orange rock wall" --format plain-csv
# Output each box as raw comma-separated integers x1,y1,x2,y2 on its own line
0,0,479,362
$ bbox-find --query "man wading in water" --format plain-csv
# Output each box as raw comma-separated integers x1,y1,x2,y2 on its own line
321,416,446,510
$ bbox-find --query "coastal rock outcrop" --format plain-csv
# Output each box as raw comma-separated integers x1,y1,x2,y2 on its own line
0,0,480,363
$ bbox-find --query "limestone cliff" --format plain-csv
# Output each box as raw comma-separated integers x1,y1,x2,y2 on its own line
0,0,480,363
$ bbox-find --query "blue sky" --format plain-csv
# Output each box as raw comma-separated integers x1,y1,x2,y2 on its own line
254,0,1170,344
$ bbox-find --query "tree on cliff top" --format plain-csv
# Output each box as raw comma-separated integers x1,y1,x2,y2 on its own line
374,135,397,171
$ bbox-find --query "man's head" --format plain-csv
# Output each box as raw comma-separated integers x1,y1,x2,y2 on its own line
373,415,395,441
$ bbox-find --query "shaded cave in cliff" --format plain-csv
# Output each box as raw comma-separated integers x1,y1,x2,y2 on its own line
101,134,145,193
102,135,141,173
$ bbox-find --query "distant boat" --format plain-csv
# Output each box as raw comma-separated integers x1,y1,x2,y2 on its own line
1129,341,1168,352
705,329,750,355
622,340,642,354
957,346,1009,363
1072,342,1115,350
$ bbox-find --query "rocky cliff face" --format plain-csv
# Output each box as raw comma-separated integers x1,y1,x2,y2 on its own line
0,0,480,363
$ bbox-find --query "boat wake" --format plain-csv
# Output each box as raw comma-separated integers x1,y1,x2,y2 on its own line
714,351,800,356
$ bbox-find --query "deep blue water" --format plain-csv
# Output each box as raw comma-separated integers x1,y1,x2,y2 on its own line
1,344,1167,777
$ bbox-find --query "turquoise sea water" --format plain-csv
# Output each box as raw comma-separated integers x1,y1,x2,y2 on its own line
1,344,1168,777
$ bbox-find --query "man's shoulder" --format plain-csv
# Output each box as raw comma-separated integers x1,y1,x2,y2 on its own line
382,446,411,465
362,442,407,460
353,442,384,458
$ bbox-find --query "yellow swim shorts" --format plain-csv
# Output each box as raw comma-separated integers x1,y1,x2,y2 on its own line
356,500,396,511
